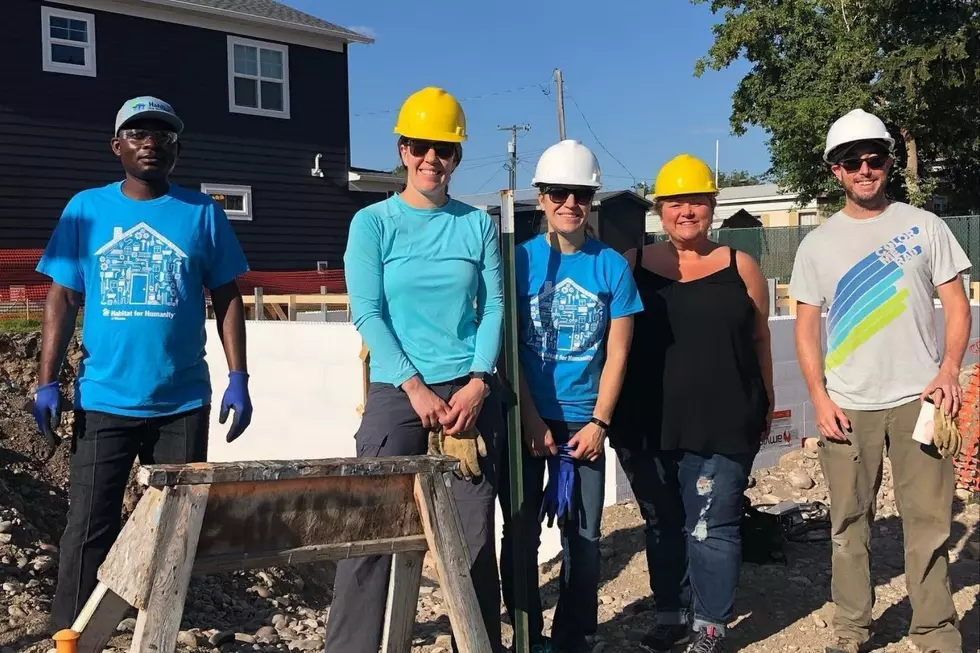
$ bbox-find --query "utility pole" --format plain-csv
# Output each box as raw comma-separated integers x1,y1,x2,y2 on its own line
554,68,566,140
495,123,530,653
497,123,531,191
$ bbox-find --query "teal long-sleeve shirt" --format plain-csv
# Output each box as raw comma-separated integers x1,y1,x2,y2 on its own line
344,194,504,387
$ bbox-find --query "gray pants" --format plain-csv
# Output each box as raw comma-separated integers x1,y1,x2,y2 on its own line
322,379,503,653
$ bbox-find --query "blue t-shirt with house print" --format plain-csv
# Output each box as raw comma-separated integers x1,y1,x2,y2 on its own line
36,181,249,417
516,234,643,422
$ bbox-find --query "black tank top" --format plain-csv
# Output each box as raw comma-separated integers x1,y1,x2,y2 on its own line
612,246,769,455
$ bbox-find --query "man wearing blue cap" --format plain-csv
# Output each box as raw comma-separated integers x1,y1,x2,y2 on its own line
32,96,254,628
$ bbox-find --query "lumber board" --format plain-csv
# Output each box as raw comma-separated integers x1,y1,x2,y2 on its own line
73,583,132,653
96,486,166,608
196,475,423,558
241,293,350,305
193,534,428,574
414,473,490,653
130,485,210,653
139,455,460,486
382,551,425,653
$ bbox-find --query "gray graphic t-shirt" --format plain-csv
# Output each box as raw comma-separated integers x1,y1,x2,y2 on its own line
790,202,971,410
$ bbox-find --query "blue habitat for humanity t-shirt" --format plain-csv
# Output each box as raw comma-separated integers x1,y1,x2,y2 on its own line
36,182,249,417
516,234,644,422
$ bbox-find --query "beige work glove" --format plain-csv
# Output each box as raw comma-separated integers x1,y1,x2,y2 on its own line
931,390,962,459
427,427,487,480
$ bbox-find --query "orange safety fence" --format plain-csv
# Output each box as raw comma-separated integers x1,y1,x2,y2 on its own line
0,248,347,317
954,364,980,494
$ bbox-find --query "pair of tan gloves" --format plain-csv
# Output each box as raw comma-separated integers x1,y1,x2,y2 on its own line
931,390,961,459
428,427,487,480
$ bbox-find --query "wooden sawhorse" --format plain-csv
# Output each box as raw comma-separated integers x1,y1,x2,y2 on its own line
67,456,490,653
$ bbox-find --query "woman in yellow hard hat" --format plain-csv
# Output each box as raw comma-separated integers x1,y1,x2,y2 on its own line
610,154,774,652
323,87,505,653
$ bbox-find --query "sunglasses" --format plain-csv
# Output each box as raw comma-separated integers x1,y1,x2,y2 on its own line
836,154,888,173
117,129,178,146
406,139,457,160
544,186,596,206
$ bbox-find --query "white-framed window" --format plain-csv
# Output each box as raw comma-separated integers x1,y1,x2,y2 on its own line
41,6,97,77
227,36,290,118
799,210,819,226
202,184,253,221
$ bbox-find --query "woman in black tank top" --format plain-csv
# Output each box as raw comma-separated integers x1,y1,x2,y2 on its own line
610,154,774,653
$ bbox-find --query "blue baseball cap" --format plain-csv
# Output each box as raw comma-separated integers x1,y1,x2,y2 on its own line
114,96,184,135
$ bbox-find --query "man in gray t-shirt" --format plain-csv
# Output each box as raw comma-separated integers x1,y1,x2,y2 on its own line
791,109,972,653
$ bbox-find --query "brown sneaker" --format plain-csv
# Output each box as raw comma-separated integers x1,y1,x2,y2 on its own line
825,639,861,653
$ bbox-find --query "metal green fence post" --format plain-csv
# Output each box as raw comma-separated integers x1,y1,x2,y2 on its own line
499,189,529,653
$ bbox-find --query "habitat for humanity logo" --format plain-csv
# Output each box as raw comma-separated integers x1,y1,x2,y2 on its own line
130,99,172,113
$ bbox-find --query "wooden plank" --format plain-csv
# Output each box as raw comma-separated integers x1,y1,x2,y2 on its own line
240,293,349,306
270,302,288,321
194,534,428,574
972,281,980,303
139,455,460,486
196,475,423,559
97,487,166,608
254,288,264,321
130,485,210,653
73,583,132,653
287,294,297,321
414,473,490,653
381,551,425,653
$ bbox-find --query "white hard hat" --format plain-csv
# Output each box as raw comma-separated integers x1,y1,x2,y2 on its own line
532,140,602,189
824,108,894,163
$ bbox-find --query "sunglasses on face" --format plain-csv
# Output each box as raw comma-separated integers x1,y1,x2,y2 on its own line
117,129,178,146
544,187,596,205
836,154,888,173
406,139,456,160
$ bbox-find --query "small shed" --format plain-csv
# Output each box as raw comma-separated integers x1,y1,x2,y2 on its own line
481,190,651,254
720,208,763,229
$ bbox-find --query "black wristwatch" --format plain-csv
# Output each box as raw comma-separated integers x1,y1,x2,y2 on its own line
468,371,492,396
590,417,609,430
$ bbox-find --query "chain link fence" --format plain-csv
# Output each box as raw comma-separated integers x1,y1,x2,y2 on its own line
651,215,979,284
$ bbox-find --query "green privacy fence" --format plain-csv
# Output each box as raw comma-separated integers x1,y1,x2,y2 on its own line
651,215,979,284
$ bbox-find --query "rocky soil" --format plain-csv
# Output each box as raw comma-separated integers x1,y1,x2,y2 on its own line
1,331,977,653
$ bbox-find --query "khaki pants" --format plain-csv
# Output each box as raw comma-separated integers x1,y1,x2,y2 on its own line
819,399,961,652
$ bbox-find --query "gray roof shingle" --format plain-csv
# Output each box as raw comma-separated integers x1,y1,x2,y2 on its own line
172,0,373,42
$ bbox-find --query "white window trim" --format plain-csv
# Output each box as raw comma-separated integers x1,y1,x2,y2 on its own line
202,183,253,221
41,6,97,77
226,35,290,119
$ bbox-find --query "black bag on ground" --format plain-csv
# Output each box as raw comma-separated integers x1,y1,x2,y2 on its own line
740,495,787,564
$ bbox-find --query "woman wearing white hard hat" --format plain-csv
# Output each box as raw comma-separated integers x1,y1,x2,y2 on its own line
324,87,506,653
499,140,643,653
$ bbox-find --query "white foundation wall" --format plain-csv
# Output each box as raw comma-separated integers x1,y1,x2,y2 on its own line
204,304,980,564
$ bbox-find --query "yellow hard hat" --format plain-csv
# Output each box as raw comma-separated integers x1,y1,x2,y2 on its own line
393,87,467,143
653,154,718,199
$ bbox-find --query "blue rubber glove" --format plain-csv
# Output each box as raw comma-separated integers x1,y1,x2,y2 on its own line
31,381,62,449
540,444,575,528
219,371,252,443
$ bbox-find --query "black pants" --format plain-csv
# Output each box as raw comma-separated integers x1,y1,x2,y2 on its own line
499,421,606,649
49,407,210,629
323,380,504,653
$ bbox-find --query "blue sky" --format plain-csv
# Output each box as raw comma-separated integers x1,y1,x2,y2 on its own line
283,0,771,195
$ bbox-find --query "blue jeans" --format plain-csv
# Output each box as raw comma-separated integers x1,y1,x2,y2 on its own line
616,446,753,634
500,420,606,649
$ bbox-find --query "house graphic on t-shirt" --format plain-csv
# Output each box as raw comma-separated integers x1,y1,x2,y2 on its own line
95,223,186,308
528,278,604,362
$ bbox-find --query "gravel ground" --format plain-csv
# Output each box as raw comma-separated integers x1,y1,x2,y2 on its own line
1,332,977,653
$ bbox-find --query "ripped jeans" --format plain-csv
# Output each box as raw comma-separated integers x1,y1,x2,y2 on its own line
617,447,753,634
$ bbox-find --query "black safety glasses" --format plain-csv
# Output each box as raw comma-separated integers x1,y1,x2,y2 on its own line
544,186,596,206
406,139,456,160
836,154,888,173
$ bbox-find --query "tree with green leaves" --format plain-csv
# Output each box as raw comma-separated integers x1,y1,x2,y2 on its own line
717,169,765,188
692,0,980,211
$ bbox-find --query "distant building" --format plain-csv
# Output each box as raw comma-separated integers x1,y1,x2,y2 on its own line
643,183,824,234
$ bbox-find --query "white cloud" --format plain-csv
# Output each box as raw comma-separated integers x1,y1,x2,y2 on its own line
348,25,377,39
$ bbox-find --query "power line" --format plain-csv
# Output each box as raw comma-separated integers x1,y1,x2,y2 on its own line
352,81,551,118
565,93,636,186
473,166,507,194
